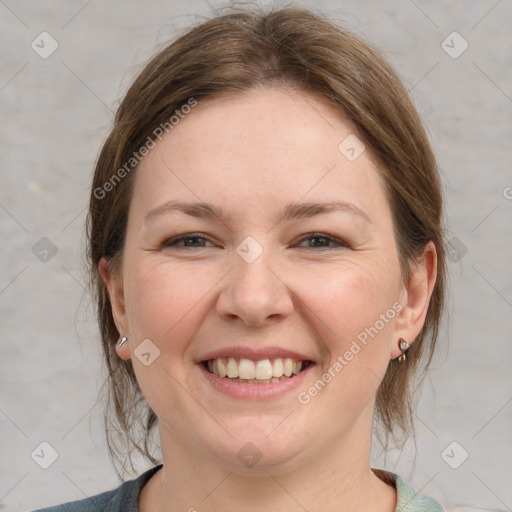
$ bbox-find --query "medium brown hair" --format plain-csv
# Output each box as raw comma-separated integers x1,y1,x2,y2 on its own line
87,5,445,475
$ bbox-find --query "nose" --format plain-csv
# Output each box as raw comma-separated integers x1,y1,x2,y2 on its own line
215,249,294,328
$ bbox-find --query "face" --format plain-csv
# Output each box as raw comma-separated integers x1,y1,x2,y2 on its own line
103,87,433,474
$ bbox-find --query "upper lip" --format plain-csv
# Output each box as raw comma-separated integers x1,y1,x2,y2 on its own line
196,346,314,363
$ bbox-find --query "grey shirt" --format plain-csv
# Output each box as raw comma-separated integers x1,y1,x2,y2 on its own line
34,464,444,511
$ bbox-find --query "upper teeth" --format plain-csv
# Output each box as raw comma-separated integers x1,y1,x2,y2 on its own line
207,357,305,380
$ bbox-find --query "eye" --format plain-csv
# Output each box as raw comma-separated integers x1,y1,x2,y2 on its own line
160,232,348,250
162,233,215,248
295,233,349,249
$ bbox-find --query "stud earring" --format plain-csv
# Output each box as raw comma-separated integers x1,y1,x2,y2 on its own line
116,336,128,349
398,338,410,362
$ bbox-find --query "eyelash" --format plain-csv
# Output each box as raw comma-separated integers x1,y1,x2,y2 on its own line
162,232,349,250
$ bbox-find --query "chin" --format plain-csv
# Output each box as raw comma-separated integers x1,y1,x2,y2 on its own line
198,416,307,473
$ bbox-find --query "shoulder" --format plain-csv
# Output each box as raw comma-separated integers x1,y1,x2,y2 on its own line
32,488,118,512
392,473,444,512
32,464,163,512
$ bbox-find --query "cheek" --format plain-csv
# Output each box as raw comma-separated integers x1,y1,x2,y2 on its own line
293,264,399,419
297,259,400,347
125,258,222,350
121,260,223,420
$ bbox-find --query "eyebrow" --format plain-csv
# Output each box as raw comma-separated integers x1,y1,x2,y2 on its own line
145,200,371,224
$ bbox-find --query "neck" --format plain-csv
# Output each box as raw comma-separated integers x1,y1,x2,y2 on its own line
140,412,396,512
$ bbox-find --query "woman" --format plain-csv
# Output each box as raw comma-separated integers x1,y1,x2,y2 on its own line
36,5,445,511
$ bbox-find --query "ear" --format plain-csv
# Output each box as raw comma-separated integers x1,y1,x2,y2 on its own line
99,257,131,360
391,241,437,359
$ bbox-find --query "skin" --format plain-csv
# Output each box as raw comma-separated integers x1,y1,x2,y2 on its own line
100,87,437,512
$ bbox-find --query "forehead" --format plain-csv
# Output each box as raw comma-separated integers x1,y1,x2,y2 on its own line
132,87,390,223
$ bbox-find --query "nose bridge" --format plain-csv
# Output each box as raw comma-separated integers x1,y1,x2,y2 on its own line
216,239,293,326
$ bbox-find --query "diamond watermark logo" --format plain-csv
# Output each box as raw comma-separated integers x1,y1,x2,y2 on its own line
237,442,262,468
338,134,365,162
441,32,468,59
441,441,469,469
32,237,58,263
31,441,59,469
446,236,468,263
134,338,161,366
236,236,263,264
31,31,59,59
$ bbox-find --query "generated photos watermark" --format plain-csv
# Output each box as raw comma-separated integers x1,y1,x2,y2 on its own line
297,301,403,405
93,97,198,200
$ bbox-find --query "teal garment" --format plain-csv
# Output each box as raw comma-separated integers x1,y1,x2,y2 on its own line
33,464,444,511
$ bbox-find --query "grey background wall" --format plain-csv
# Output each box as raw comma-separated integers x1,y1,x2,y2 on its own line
1,1,511,510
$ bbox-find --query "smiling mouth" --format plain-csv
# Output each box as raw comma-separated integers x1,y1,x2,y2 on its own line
202,357,313,384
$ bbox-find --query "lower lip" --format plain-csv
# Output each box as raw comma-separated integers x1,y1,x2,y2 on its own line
197,362,315,400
